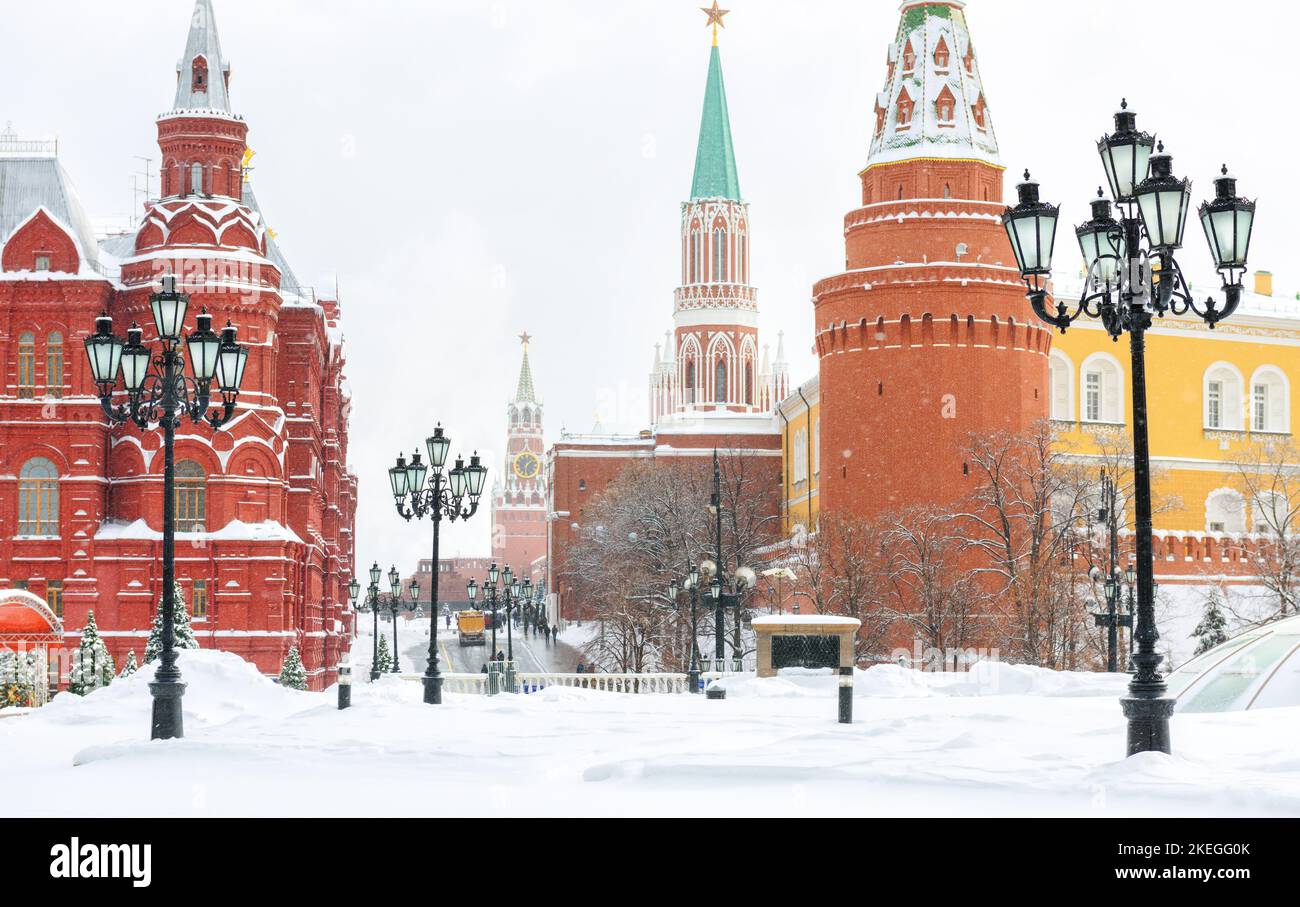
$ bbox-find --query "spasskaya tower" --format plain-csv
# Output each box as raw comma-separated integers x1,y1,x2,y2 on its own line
490,334,547,579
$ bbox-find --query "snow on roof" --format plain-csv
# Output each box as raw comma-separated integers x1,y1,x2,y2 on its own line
867,2,1000,169
0,155,103,274
751,614,862,627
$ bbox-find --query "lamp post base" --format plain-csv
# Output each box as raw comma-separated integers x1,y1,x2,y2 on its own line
422,673,442,705
1120,692,1175,756
149,680,186,740
687,668,700,694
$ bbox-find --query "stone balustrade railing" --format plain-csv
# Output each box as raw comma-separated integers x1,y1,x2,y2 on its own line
396,670,691,694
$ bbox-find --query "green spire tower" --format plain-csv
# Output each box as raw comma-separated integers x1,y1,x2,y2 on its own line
690,43,741,201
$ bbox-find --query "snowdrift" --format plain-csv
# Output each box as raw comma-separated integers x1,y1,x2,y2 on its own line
36,648,317,729
716,662,1129,699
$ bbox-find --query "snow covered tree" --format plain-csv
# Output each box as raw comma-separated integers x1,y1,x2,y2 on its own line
278,646,307,689
119,650,138,678
1193,588,1231,656
69,611,114,695
144,582,199,664
374,634,392,674
0,650,36,709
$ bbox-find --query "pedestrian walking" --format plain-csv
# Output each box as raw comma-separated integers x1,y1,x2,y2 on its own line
552,624,559,643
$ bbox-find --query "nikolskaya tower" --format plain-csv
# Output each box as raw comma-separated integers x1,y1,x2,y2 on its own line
649,3,788,432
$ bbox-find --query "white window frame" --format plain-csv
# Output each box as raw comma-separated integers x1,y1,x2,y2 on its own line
1203,362,1244,431
1080,353,1124,424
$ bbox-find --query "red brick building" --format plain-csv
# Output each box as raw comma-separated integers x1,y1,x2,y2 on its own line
813,0,1048,519
0,0,357,689
404,557,494,613
545,32,787,624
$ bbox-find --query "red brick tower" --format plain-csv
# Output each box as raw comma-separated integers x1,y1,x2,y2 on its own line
491,335,547,577
814,0,1049,518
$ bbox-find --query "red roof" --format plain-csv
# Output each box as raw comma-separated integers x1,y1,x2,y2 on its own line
0,590,63,641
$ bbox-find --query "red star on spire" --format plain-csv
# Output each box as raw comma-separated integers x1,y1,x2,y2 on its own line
519,332,531,346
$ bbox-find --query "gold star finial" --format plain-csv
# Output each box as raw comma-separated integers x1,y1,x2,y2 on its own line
701,2,729,46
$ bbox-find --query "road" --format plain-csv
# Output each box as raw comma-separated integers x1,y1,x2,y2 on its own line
361,615,582,677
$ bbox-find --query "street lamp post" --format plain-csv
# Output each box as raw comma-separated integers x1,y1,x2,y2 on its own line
385,565,403,673
366,562,382,681
703,450,758,674
389,425,488,704
673,560,703,693
1003,100,1256,755
1091,469,1133,672
84,275,248,741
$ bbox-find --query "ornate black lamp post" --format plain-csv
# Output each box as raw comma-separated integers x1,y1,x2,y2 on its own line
1090,469,1133,672
701,450,758,673
671,560,703,693
83,275,247,740
383,565,403,673
1003,100,1256,756
389,425,488,704
366,562,382,681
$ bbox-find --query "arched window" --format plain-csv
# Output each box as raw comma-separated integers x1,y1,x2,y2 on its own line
192,55,208,93
972,94,987,131
684,359,696,405
1080,354,1123,424
190,163,204,196
896,88,914,128
714,356,727,404
1203,363,1244,430
744,361,754,406
17,332,36,398
901,39,916,73
712,226,726,282
175,460,206,532
935,86,956,125
18,457,59,537
739,232,747,283
1250,367,1289,433
933,36,950,70
690,230,701,283
1206,488,1246,534
45,331,63,398
793,427,808,482
1048,351,1073,421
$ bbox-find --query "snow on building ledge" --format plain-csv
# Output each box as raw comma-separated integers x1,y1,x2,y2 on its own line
94,518,304,545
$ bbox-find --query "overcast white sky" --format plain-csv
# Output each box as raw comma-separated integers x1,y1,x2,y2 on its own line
2,0,1294,576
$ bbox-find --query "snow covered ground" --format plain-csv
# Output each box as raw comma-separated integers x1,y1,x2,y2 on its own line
1,650,1297,817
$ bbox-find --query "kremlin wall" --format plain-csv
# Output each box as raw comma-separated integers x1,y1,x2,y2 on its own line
536,0,1299,642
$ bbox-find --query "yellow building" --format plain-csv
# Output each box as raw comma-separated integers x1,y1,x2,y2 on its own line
778,376,820,537
1051,270,1295,536
779,271,1298,545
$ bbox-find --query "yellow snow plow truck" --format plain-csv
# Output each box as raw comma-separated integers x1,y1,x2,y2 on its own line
456,610,486,647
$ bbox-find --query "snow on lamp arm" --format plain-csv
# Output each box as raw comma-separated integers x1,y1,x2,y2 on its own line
387,423,488,705
1002,99,1257,760
81,275,248,743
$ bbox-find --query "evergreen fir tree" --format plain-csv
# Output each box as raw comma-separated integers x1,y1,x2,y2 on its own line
0,651,34,709
144,582,199,664
119,650,138,678
1193,587,1231,656
279,646,308,690
375,634,392,674
69,610,114,695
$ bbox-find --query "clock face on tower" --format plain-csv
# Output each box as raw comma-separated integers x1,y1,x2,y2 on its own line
513,450,540,480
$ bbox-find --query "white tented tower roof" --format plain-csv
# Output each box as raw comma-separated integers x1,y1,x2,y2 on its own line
867,1,1000,168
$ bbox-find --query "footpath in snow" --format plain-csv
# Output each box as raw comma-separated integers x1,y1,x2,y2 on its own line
1,649,1297,817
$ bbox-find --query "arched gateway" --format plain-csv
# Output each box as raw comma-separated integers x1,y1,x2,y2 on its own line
0,589,64,709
